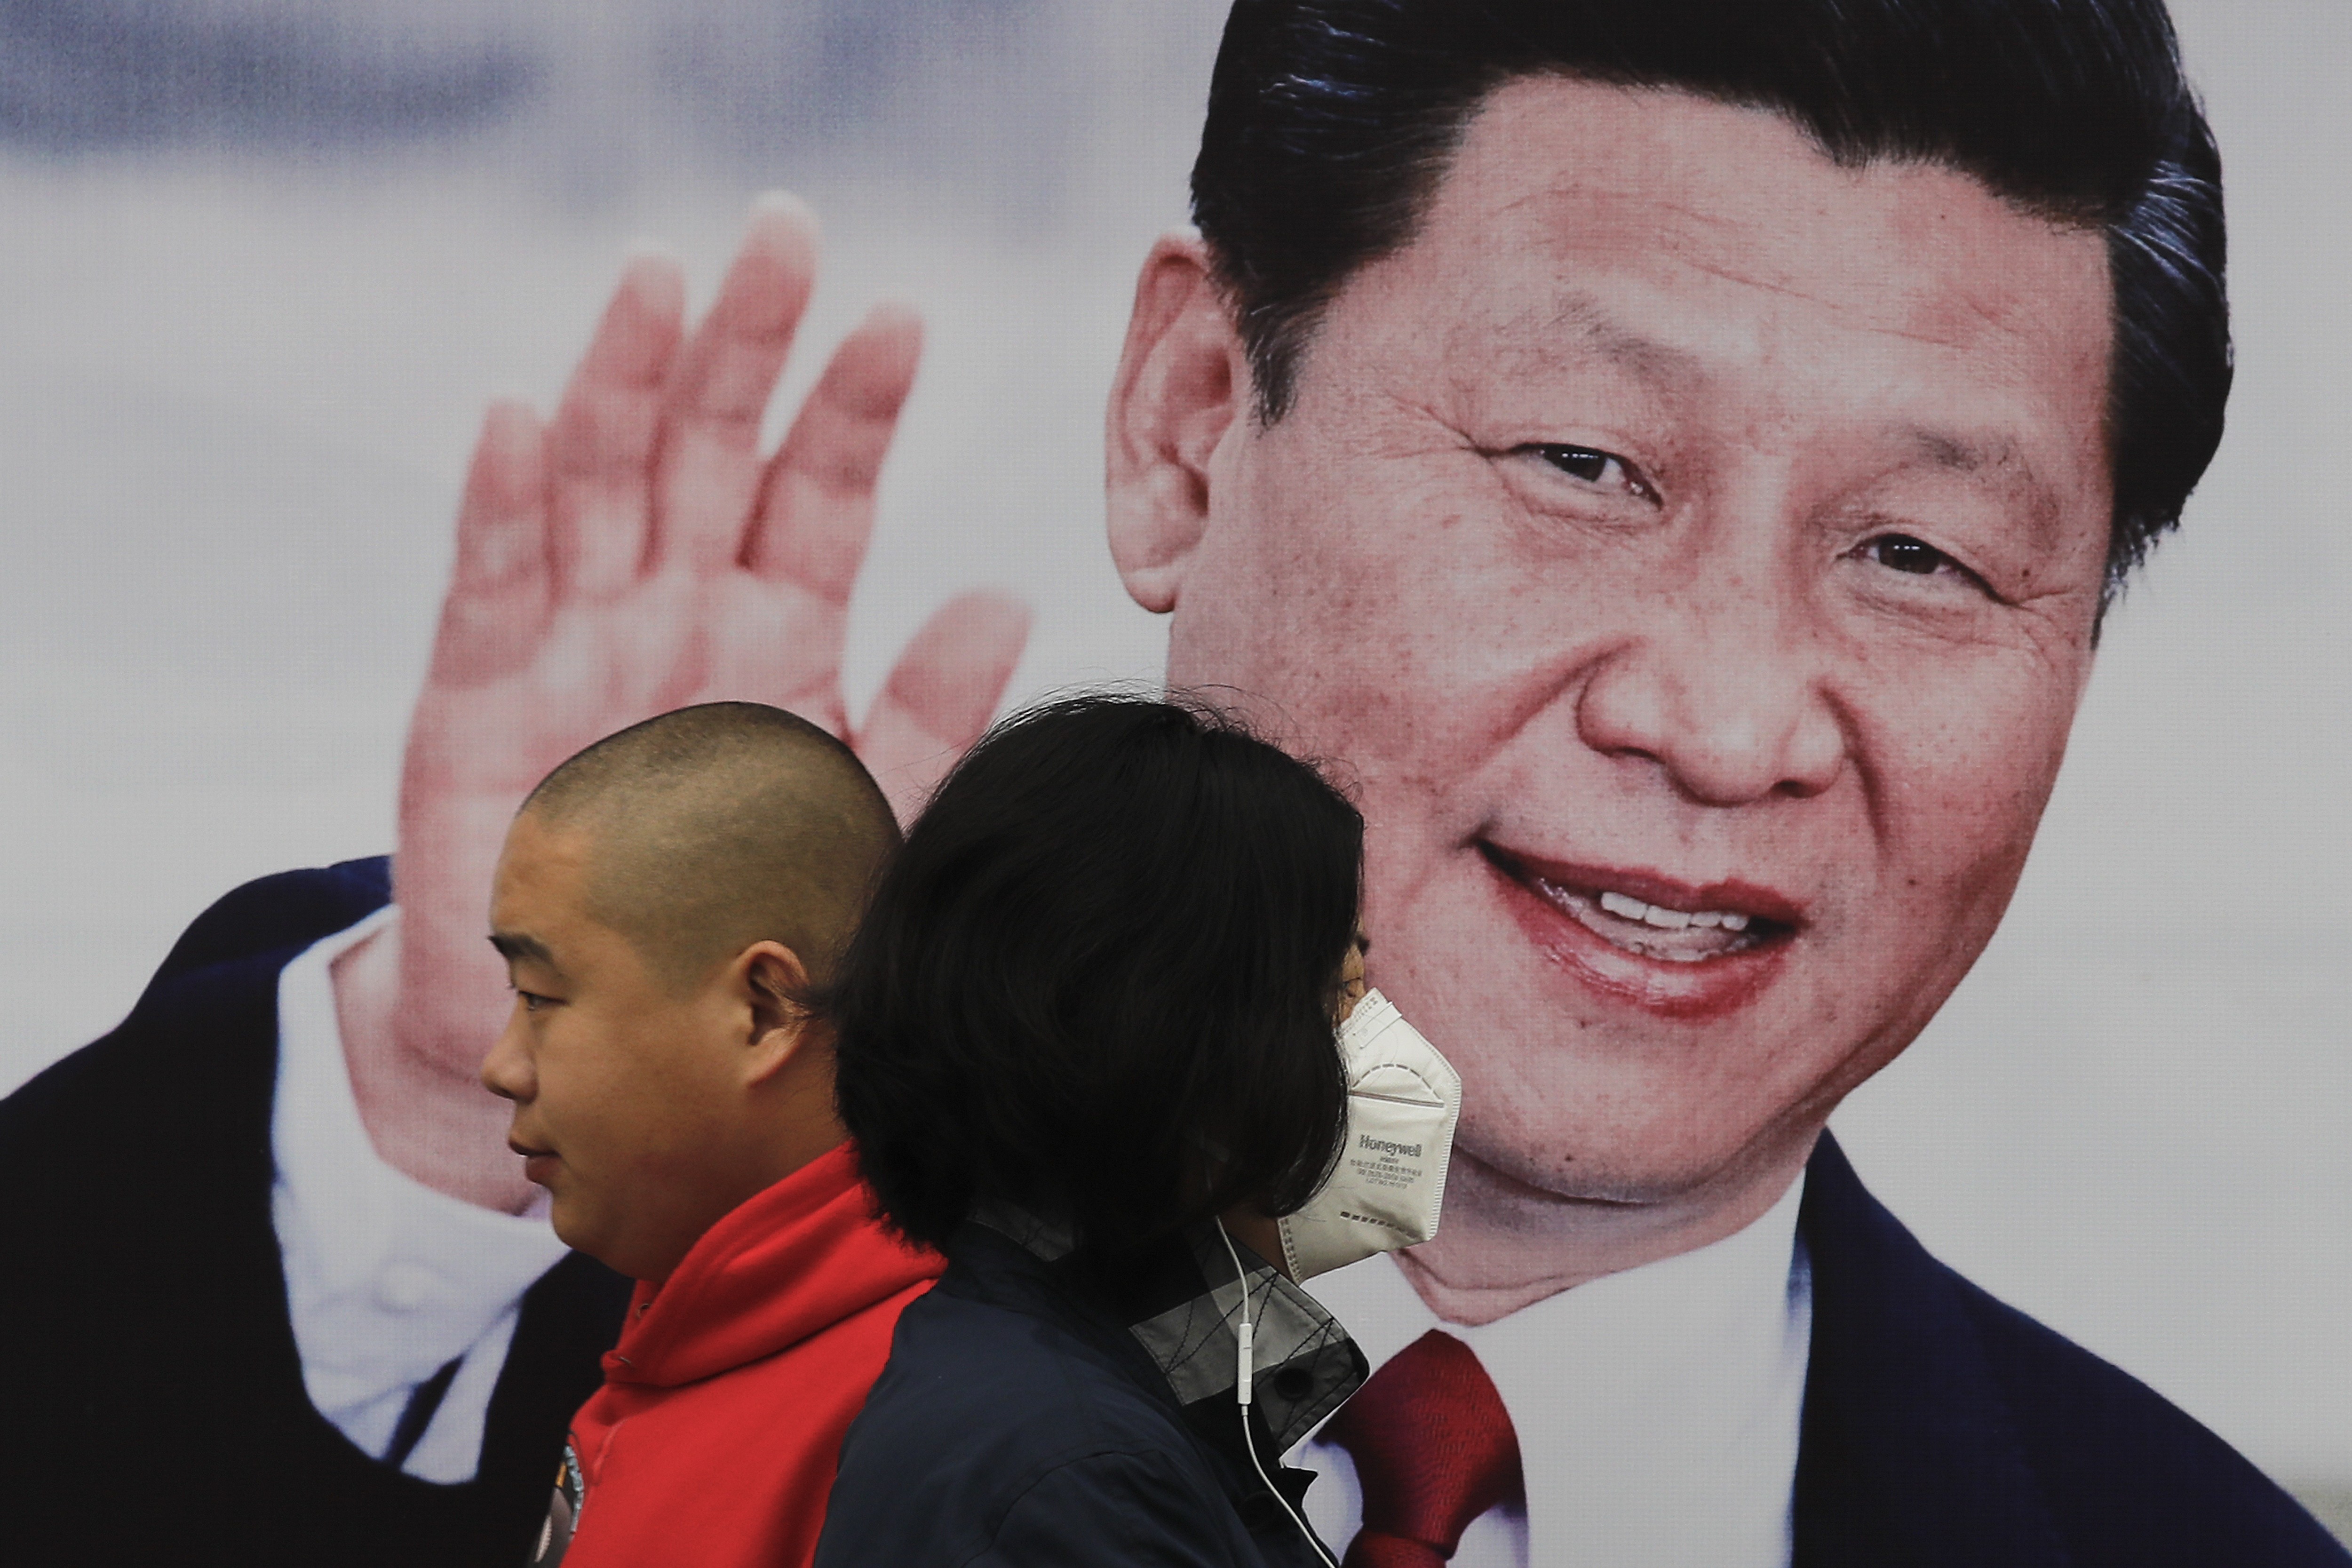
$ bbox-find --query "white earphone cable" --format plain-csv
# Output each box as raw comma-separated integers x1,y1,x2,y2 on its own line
1216,1221,1340,1568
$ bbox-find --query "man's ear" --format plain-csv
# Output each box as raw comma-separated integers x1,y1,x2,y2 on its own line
737,941,817,1087
1106,232,1250,615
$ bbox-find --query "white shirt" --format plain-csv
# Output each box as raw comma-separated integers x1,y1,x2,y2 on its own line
270,907,570,1482
1296,1173,1812,1568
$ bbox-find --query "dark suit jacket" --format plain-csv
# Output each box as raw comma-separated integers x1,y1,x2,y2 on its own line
1794,1132,2347,1564
0,860,629,1567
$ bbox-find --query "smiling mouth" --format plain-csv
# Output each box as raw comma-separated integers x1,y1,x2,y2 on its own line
1480,844,1798,963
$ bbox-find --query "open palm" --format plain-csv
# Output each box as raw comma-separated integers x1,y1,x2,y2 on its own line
367,197,1028,1202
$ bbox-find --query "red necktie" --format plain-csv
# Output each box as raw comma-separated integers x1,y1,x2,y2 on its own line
1322,1329,1526,1567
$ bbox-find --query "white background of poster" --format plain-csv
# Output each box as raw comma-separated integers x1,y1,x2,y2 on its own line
0,0,2345,1520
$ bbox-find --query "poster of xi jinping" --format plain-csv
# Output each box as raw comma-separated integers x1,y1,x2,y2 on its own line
1,1,2348,1563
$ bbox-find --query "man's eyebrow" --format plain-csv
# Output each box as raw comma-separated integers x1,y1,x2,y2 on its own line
488,931,554,966
1867,422,2078,556
1528,294,1706,388
1513,298,2072,524
1895,422,2062,513
1899,424,2026,477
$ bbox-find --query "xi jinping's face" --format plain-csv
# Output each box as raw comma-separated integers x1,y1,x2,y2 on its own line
1110,78,2115,1209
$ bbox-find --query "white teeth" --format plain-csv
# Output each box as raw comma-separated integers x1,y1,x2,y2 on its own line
1534,875,1768,963
1594,887,1752,932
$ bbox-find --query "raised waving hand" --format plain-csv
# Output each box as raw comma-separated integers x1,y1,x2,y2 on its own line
340,196,1031,1209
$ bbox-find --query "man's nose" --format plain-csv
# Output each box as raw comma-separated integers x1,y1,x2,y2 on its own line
1573,585,1848,807
478,1011,534,1102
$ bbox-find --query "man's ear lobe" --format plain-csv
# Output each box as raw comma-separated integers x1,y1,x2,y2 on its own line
1107,232,1249,615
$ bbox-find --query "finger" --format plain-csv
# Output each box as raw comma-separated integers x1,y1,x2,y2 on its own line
856,589,1033,823
650,193,820,576
548,252,687,597
425,398,551,689
743,300,923,603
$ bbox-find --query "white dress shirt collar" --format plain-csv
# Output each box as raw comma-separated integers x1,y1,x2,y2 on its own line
270,906,569,1481
1299,1172,1812,1568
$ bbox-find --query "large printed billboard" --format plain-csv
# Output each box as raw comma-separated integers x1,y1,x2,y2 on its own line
2,0,2347,1559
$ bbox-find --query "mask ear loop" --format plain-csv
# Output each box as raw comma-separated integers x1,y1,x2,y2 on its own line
1217,1221,1340,1568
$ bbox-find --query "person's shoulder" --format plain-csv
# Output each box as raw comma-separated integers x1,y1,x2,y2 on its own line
143,856,392,987
1801,1134,2348,1563
1949,1273,2349,1563
0,857,389,1161
820,1253,1237,1566
858,1270,1199,1462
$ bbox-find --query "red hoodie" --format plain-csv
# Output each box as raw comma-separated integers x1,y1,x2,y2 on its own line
539,1142,941,1568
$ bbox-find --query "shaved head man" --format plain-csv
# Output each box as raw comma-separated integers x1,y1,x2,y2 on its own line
483,700,898,1279
479,702,941,1568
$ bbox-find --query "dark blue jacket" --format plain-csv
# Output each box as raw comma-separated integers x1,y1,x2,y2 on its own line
818,1139,2344,1567
817,1220,1343,1568
0,860,630,1567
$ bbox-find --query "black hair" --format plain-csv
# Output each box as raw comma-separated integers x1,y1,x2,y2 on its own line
1191,0,2231,598
828,692,1364,1255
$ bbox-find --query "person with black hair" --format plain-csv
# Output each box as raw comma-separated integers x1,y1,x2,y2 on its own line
1097,1,2346,1563
812,693,1463,1568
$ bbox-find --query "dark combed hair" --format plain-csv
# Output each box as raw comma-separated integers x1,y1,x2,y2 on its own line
828,693,1364,1255
1191,0,2231,598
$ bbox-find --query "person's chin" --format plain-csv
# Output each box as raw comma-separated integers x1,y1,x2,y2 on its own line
545,1196,598,1258
1458,1092,1809,1213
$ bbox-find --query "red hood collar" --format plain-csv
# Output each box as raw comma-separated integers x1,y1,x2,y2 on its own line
603,1142,942,1388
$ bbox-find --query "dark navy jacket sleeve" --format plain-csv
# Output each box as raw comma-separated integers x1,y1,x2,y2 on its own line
0,860,628,1568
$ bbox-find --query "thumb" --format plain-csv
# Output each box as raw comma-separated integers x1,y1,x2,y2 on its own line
855,590,1032,823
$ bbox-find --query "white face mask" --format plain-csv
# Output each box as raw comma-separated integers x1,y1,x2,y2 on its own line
1275,987,1463,1281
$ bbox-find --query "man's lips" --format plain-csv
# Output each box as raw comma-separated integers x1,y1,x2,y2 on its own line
1478,843,1803,1019
509,1138,559,1186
